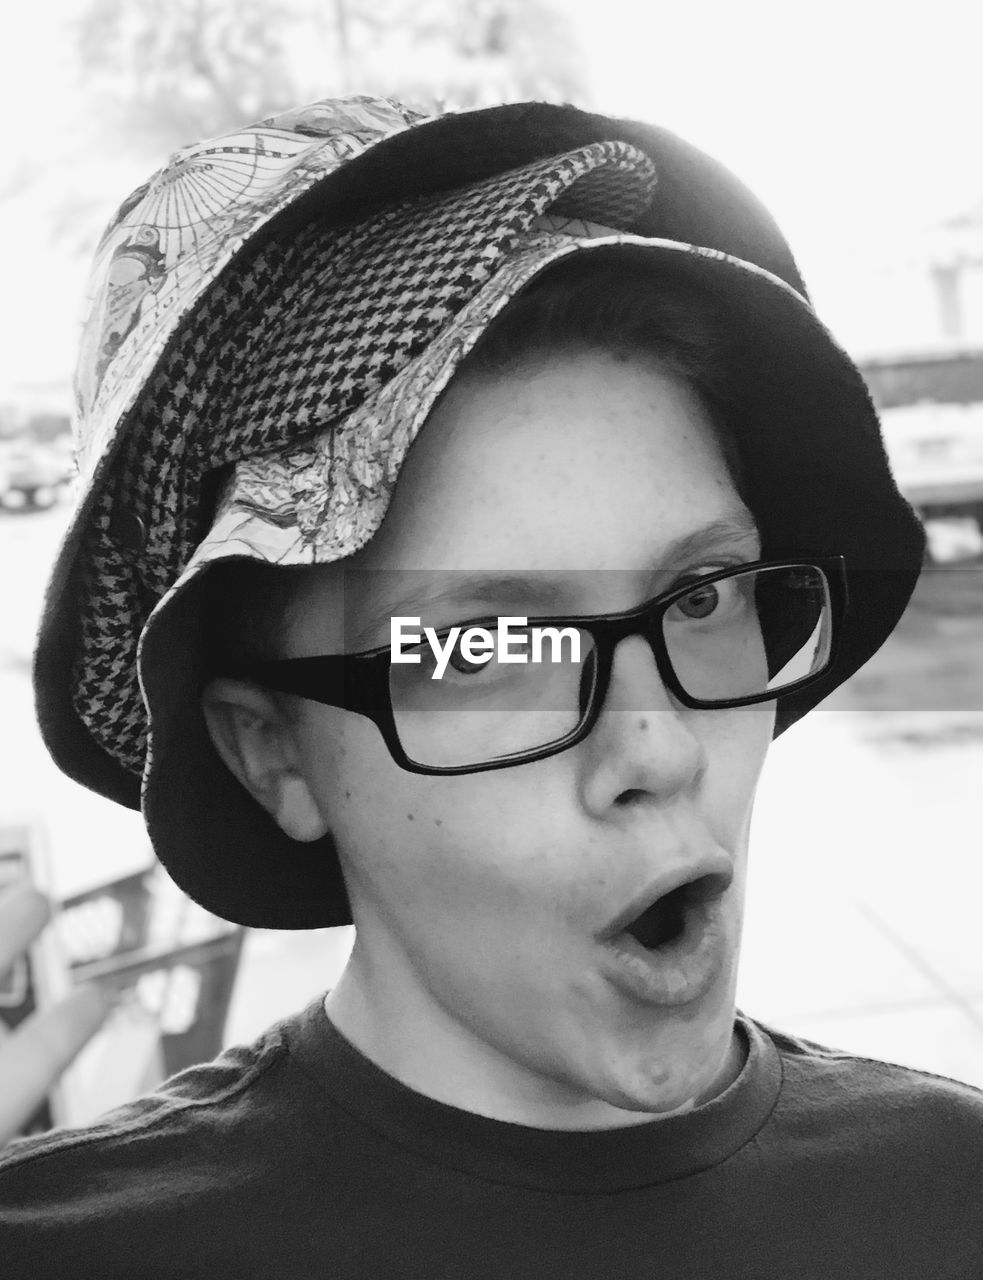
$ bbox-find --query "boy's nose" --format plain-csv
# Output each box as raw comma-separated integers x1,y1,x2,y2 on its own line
576,635,707,816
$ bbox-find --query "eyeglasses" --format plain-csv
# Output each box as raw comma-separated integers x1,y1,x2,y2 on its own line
228,557,847,775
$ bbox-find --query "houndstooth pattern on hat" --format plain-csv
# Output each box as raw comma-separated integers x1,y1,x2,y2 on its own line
72,141,658,774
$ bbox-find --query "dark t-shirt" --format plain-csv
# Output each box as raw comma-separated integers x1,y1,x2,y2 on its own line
1,995,981,1278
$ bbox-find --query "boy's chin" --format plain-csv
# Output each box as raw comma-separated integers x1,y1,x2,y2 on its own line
588,1017,744,1120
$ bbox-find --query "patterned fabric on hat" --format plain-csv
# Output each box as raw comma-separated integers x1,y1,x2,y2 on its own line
192,215,633,576
72,141,658,775
74,97,426,484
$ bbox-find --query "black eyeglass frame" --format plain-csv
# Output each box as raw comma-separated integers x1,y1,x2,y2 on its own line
225,555,848,776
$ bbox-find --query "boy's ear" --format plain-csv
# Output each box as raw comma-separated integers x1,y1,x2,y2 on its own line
201,678,329,844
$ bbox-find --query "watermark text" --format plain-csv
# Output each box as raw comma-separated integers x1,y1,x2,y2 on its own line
391,616,582,679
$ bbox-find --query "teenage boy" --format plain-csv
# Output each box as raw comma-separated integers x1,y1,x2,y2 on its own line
1,96,981,1277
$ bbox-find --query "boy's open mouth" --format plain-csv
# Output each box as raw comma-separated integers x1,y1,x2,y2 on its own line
621,872,731,951
598,867,734,1007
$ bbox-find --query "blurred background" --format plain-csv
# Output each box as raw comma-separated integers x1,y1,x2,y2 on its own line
1,0,981,1125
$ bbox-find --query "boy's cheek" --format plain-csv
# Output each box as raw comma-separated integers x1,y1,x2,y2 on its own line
303,711,765,934
325,762,568,915
298,710,397,815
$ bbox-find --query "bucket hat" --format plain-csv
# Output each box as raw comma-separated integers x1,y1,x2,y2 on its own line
34,96,925,928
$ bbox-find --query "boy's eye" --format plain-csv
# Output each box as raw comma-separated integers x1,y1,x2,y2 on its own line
445,625,533,676
675,582,721,620
667,568,752,625
447,644,490,676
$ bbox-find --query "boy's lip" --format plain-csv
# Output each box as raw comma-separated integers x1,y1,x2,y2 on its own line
595,855,734,943
599,895,731,1007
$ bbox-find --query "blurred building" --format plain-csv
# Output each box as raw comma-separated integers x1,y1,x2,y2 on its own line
815,207,983,356
811,209,983,545
861,347,983,533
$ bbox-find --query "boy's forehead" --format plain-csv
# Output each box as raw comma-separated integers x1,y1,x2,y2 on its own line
356,355,750,553
298,509,761,648
345,514,759,591
280,350,762,654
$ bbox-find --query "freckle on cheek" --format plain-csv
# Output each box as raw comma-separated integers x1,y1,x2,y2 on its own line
434,818,443,827
407,813,414,822
344,790,351,800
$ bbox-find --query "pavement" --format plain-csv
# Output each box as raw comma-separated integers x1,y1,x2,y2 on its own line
741,708,983,1088
2,505,982,1093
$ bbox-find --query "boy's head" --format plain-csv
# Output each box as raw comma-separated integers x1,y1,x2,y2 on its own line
35,99,923,1092
199,257,771,1118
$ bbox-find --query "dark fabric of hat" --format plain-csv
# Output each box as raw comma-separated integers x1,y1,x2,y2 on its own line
71,140,658,778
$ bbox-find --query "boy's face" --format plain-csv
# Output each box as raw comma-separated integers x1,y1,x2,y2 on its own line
275,349,774,1126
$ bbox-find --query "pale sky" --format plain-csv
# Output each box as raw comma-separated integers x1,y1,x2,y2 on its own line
1,0,980,400
577,0,983,250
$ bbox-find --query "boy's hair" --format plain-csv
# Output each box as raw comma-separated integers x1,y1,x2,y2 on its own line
203,253,748,673
461,248,746,487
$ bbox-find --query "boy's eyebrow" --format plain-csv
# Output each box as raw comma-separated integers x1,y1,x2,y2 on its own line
347,510,761,645
653,511,761,570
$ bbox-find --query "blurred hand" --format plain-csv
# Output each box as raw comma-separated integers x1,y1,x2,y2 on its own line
0,882,113,1148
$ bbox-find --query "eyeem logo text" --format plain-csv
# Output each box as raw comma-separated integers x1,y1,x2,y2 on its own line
391,617,582,680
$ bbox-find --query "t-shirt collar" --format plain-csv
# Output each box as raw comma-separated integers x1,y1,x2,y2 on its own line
283,997,782,1194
